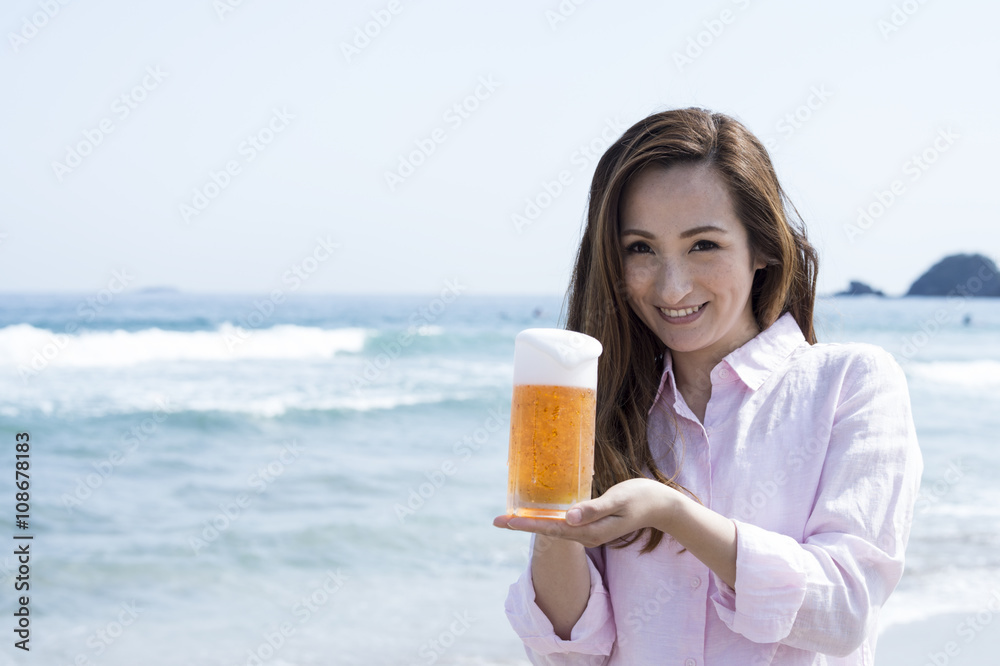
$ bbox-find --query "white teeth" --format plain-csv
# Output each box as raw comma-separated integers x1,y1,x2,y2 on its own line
660,303,703,318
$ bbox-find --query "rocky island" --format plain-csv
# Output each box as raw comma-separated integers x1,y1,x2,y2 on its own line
906,253,999,297
833,253,998,297
835,281,885,297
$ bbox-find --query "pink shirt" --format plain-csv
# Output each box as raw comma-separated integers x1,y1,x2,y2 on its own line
504,312,923,665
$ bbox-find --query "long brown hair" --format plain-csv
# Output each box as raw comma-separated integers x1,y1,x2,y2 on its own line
563,108,818,552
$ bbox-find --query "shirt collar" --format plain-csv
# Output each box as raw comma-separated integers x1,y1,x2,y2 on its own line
649,312,807,414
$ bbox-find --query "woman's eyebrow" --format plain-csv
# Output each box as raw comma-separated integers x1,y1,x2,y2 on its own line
619,228,654,238
620,225,729,239
679,224,728,238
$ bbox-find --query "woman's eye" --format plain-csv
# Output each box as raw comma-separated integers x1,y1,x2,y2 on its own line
692,240,718,251
625,241,652,254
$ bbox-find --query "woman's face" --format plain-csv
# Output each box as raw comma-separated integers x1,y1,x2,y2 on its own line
620,163,765,360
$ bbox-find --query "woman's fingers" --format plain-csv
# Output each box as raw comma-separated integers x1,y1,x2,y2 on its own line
566,496,618,525
492,515,575,536
506,517,566,536
493,514,621,548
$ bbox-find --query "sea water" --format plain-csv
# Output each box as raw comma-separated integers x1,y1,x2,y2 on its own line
0,292,996,664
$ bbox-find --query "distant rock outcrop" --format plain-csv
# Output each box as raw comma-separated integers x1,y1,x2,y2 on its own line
906,253,1000,297
835,281,885,297
137,286,181,294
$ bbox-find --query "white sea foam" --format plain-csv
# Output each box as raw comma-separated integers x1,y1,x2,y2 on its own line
0,324,369,367
171,390,473,418
0,373,486,418
904,359,1000,390
923,503,1000,518
880,567,1000,629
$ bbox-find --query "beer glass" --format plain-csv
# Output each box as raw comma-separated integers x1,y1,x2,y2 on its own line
506,328,602,519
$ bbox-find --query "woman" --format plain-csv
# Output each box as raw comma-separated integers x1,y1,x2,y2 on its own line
493,108,922,664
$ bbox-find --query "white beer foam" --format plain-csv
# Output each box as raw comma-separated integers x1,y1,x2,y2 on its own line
512,328,602,389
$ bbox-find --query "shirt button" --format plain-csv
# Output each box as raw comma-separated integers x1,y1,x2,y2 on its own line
689,576,701,589
685,659,697,666
719,368,729,379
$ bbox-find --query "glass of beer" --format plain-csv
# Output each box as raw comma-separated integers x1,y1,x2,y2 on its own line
506,328,602,520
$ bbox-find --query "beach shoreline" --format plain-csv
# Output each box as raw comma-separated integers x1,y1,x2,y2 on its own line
877,592,1000,666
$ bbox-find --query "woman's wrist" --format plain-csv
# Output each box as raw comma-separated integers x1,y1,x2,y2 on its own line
647,482,738,589
533,533,586,559
645,479,682,535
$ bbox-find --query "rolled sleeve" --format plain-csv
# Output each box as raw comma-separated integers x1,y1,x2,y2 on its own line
709,520,809,643
504,542,616,664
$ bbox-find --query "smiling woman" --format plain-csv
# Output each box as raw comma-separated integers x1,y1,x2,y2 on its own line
493,108,923,665
620,164,766,421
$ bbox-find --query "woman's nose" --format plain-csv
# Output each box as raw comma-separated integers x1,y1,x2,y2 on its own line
654,259,693,306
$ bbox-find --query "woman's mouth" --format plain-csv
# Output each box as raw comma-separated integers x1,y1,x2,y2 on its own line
657,302,706,323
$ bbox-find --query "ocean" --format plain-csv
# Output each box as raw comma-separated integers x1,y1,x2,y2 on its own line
0,291,997,665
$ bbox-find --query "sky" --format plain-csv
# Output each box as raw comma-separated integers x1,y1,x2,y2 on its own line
1,0,997,297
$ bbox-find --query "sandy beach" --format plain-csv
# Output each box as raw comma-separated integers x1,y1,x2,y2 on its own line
878,592,1000,666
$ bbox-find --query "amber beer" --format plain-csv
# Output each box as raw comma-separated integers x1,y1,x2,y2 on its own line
506,329,602,520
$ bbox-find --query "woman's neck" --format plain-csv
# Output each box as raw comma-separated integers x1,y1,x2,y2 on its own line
670,317,761,402
671,350,720,404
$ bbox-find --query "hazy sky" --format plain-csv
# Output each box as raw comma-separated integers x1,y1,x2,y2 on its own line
2,0,997,296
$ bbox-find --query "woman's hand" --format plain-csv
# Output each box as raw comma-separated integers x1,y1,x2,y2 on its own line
493,478,677,548
495,477,738,588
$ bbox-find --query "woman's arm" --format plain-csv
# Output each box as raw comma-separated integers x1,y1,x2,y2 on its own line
529,535,591,639
650,490,738,588
491,517,596,639
498,530,616,663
